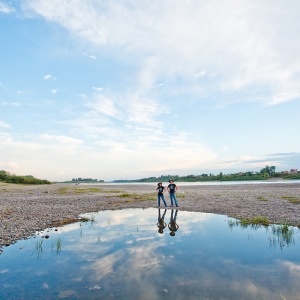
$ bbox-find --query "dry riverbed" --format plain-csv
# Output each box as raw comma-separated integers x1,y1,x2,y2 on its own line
1,182,300,251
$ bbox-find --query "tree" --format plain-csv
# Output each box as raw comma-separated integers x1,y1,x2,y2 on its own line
260,165,276,175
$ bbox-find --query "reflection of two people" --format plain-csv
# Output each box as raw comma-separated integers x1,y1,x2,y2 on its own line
157,208,179,236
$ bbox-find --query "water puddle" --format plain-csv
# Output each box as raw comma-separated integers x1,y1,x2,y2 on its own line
0,208,300,299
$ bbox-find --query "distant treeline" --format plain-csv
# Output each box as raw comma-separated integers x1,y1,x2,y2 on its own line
0,170,51,185
71,178,104,183
113,166,300,183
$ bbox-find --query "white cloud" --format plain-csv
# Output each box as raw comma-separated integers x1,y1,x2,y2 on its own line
87,94,119,119
83,53,97,59
1,102,20,106
51,89,58,95
79,93,88,99
0,132,12,142
92,87,103,92
40,133,84,145
0,161,19,169
0,2,15,13
26,0,300,105
17,90,30,95
0,120,10,128
221,146,228,152
43,74,56,80
194,70,206,78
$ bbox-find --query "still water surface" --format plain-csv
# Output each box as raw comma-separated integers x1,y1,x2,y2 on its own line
1,208,300,299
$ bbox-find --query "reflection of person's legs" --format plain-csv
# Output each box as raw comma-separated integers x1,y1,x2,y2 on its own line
170,209,174,221
161,194,167,207
174,209,178,222
158,208,161,221
162,209,167,220
169,209,175,236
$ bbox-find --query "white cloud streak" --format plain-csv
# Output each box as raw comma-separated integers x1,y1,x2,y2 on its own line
40,133,84,145
0,2,15,13
26,0,300,105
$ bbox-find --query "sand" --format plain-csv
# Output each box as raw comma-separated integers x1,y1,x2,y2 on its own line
1,181,300,251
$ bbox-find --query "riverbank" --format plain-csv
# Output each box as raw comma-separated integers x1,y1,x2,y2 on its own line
1,182,300,250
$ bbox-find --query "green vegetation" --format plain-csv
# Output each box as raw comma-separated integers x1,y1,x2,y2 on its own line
52,238,62,254
239,216,270,226
55,187,103,194
269,224,295,249
70,178,104,183
108,192,157,202
33,239,44,259
55,187,125,195
0,170,51,184
282,196,300,204
228,218,296,249
256,196,268,201
113,165,300,183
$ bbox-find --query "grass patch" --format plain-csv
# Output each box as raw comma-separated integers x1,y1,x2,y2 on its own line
108,192,157,202
256,196,268,201
101,189,123,194
50,217,89,227
0,208,14,219
55,187,126,195
176,193,186,198
282,196,300,204
240,216,270,226
55,187,103,194
52,238,62,254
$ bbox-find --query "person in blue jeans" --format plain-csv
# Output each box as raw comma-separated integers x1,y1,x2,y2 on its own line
167,179,178,207
156,182,167,207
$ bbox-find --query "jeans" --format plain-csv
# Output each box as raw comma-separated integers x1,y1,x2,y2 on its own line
169,193,178,206
158,194,167,207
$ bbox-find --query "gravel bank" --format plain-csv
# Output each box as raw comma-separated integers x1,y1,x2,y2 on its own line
1,182,300,251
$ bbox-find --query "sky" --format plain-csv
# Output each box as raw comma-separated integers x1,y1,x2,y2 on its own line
0,0,300,181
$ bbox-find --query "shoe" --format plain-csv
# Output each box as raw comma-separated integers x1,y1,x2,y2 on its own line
176,205,179,207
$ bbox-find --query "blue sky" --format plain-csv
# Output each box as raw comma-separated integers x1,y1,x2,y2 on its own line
0,0,299,181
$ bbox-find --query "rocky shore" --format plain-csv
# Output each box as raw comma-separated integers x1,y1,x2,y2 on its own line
1,181,300,251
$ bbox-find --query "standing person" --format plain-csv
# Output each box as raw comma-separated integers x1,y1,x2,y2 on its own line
167,179,178,207
168,209,179,236
156,182,167,207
